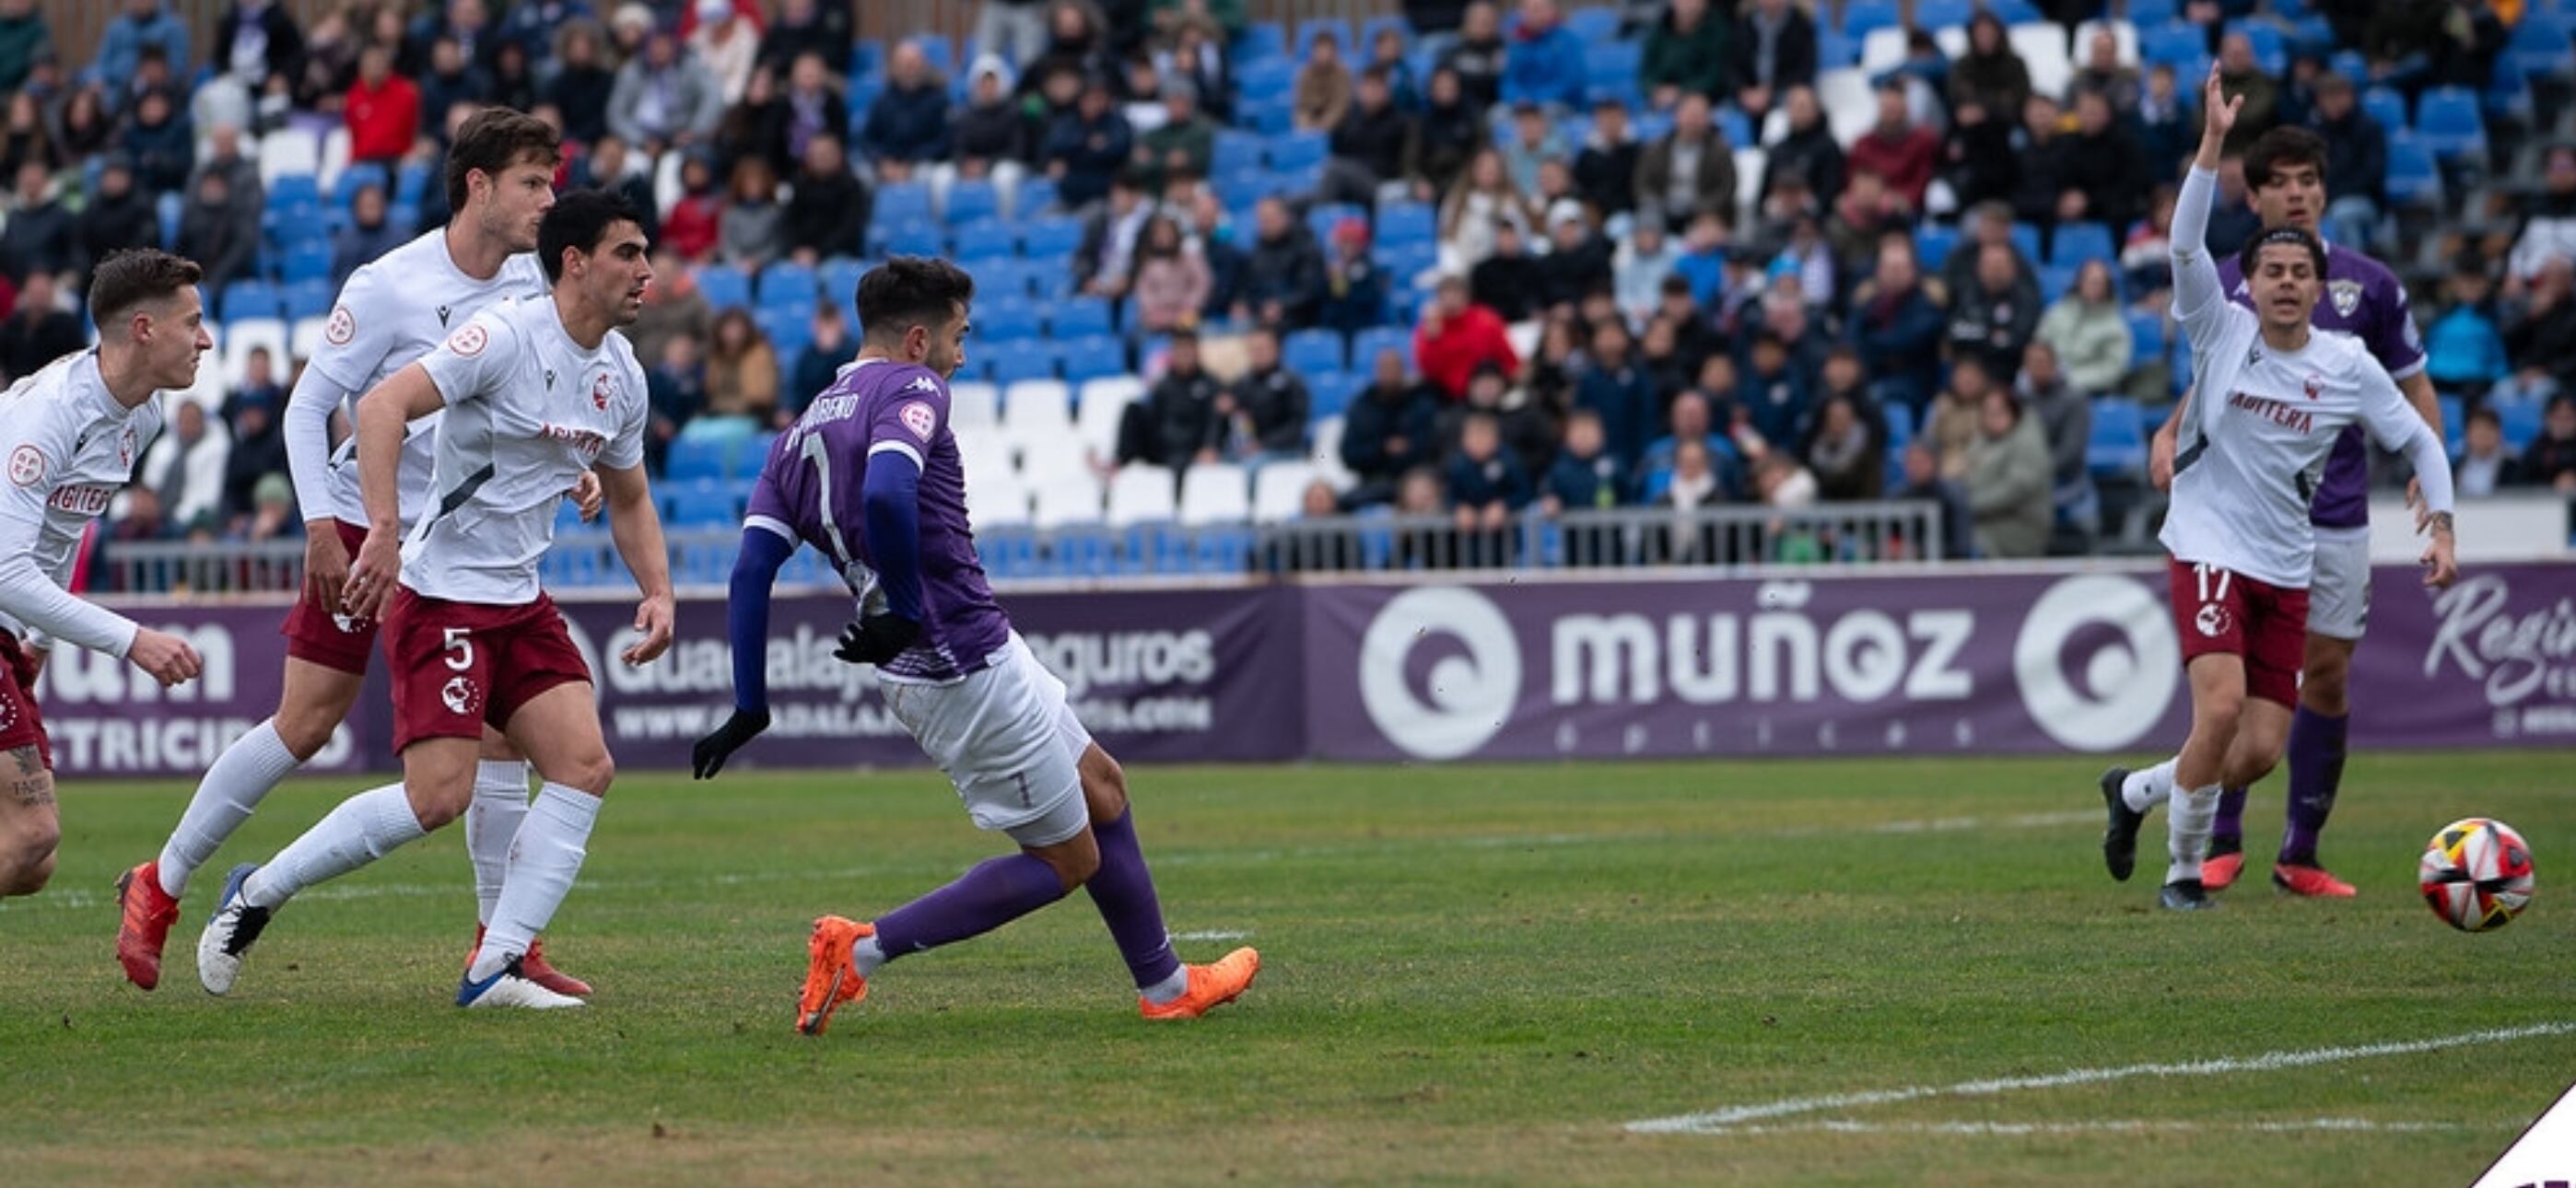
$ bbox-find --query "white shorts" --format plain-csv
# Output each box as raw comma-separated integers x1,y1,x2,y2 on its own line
879,632,1096,847
2306,527,2372,642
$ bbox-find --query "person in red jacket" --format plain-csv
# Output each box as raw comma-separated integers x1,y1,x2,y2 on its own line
345,44,419,165
1413,274,1519,400
1844,81,1938,210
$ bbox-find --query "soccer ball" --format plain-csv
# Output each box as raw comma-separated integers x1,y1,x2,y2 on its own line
2418,818,2535,933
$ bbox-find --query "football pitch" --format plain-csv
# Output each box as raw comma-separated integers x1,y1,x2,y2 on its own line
5,751,2568,1186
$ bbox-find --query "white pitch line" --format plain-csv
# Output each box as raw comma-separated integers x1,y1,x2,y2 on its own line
1172,929,1250,942
1709,1117,2483,1137
1628,1022,2576,1135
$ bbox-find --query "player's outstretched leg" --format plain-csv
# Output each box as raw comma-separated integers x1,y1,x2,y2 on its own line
198,781,427,995
798,852,1072,1035
2100,759,2172,882
2273,705,2355,897
1074,749,1259,1020
2203,785,2249,891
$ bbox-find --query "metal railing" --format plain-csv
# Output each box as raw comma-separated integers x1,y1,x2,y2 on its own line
91,500,1946,597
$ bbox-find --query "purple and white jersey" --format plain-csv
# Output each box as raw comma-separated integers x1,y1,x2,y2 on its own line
744,357,1009,683
2219,242,2425,529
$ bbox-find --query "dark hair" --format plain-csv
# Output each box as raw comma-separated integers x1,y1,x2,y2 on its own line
2236,224,2329,285
89,249,203,327
535,188,643,283
2466,404,2501,429
854,256,976,344
447,106,562,215
2242,126,2328,192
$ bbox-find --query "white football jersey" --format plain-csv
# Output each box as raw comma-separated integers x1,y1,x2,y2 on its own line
409,296,647,604
299,231,547,528
2164,167,2435,590
0,351,164,655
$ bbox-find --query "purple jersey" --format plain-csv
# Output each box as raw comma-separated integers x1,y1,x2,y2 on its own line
2219,242,2425,529
745,358,1010,681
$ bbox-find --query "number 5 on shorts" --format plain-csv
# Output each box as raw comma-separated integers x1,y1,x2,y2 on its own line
444,626,475,671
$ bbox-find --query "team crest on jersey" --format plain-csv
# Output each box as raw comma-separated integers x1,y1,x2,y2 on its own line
440,674,482,717
2195,602,2234,638
2328,279,2363,317
324,306,357,346
899,401,936,441
591,373,613,411
7,445,45,488
446,323,489,357
118,426,135,468
2302,374,2323,401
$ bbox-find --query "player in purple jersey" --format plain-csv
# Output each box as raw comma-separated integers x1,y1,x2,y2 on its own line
2148,125,2444,898
689,257,1259,1034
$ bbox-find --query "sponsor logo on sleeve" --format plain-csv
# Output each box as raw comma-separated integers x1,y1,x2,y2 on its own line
324,306,357,346
446,323,489,357
8,445,46,488
899,401,936,441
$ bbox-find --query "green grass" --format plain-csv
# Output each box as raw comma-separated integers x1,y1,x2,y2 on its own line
5,753,2570,1186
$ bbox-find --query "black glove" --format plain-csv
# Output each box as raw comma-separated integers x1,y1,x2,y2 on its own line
834,613,921,666
690,708,770,779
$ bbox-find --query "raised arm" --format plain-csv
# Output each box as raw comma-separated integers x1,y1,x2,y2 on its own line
2171,64,2242,342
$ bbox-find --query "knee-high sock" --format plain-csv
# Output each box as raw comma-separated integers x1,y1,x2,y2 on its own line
2167,783,2222,886
1085,809,1182,994
868,853,1069,973
2210,786,2251,851
2280,707,2348,866
471,784,601,981
465,760,530,926
2121,758,2178,813
158,719,301,897
240,784,427,909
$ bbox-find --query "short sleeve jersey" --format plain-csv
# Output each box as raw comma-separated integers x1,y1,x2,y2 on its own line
0,352,164,651
2218,242,2426,530
408,297,648,604
744,357,1010,683
302,231,548,529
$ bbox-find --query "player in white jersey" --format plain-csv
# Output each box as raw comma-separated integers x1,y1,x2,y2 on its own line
2097,69,2459,911
0,250,210,898
116,110,602,996
197,190,671,1008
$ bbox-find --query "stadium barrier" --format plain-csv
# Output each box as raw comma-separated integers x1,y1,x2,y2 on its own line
43,559,2576,777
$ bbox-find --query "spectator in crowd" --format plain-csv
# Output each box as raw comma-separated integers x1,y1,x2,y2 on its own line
1239,195,1329,329
222,372,288,522
2205,154,2275,254
2067,27,2140,113
1130,214,1211,332
717,157,781,272
1323,68,1413,206
1469,216,1540,321
143,399,231,534
1342,346,1444,505
1411,66,1483,200
1733,0,1817,122
703,308,779,424
2036,259,2130,396
345,44,419,165
1542,406,1627,513
2453,405,2522,497
0,271,79,381
688,0,758,105
2008,93,2071,227
1826,169,1910,282
4,161,76,281
1949,12,2031,122
1940,78,2019,212
1184,189,1248,318
2215,31,2277,153
1365,25,1416,111
1441,147,1533,270
2057,87,2146,231
1737,330,1812,450
1026,0,1111,97
631,246,714,373
98,0,190,109
111,485,172,555
500,0,584,66
547,20,616,144
610,30,724,154
1642,0,1731,111
2528,394,2576,492
1923,354,1993,479
1577,318,1657,468
789,303,858,414
1044,74,1132,211
2135,62,2190,174
1417,274,1519,399
1445,410,1532,533
661,153,724,262
0,91,52,178
1162,20,1233,121
2017,338,2091,540
2509,146,2576,285
973,0,1049,70
1517,315,1583,414
1321,217,1388,335
1633,92,1737,231
760,0,850,76
2428,261,2509,402
1847,81,1939,210
193,122,263,215
1949,241,2041,379
1127,328,1223,470
1657,438,1727,565
1848,235,1948,412
764,52,849,179
122,87,193,193
1497,101,1564,196
292,6,361,111
0,0,49,95
1294,29,1355,132
1136,78,1215,192
1213,326,1311,461
861,40,952,183
236,472,298,542
215,0,302,92
1750,445,1819,513
1764,86,1844,208
1614,218,1682,326
2506,258,2576,386
781,133,867,264
951,54,1034,192
2122,182,2177,298
178,169,257,296
417,35,492,135
646,333,706,473
1501,0,1583,110
1075,170,1152,297
2306,74,2384,251
1964,388,2050,558
1568,97,1640,220
1895,442,1977,558
576,134,662,240
1440,1,1506,110
1804,389,1881,501
1534,207,1612,315
76,157,160,274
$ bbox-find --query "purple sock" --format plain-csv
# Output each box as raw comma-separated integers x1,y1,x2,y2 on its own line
2210,786,2250,852
1086,809,1181,990
873,853,1068,962
2279,707,2348,867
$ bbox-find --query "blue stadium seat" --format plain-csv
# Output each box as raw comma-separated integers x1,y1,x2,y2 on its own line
909,35,953,77
2360,87,2408,136
1305,202,1365,247
1238,21,1288,63
222,280,279,321
976,296,1039,342
989,344,1058,384
1269,130,1329,174
267,174,321,211
394,160,433,205
2509,12,2575,78
851,39,885,80
1020,215,1085,261
1295,17,1353,58
1214,167,1273,210
2049,222,2116,268
943,179,1000,225
282,239,332,285
2008,222,2043,265
1883,401,1915,449
1247,97,1295,135
757,262,817,309
1212,130,1265,176
1914,224,1959,272
2125,310,2167,360
2087,398,2148,476
819,258,867,307
282,279,333,320
1306,369,1361,420
1283,328,1346,375
156,192,181,249
2385,137,2441,205
2485,52,2535,122
1048,296,1114,338
2413,87,2487,160
666,435,728,482
1238,58,1297,100
1986,0,2043,22
873,181,932,226
756,306,813,354
334,162,388,208
1059,335,1127,382
1358,15,1415,56
1841,0,1901,35
696,264,751,310
1013,175,1059,217
872,217,945,258
2496,397,2544,451
2240,22,2286,74
2140,23,2205,66
1351,326,1412,373
2127,0,2178,24
1377,241,1438,287
1584,42,1643,94
1376,201,1436,248
950,217,1017,264
2441,396,2467,454
1565,6,1622,42
2039,264,2077,305
1915,0,1972,28
1814,29,1859,70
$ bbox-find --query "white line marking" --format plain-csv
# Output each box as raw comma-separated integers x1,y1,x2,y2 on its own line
1712,1117,2486,1137
1172,929,1249,942
1628,1022,2576,1135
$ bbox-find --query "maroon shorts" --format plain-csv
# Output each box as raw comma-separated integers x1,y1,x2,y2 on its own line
381,588,591,753
0,632,52,771
281,519,379,675
2168,557,2310,708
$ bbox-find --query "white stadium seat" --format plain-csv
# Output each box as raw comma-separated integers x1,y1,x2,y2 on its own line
1104,463,1177,526
965,466,1031,527
317,124,352,194
954,431,1016,483
2011,23,2073,106
1734,147,1768,228
1818,68,1878,146
948,379,1001,428
1251,460,1318,522
1177,461,1250,525
2072,18,2140,69
1935,27,1968,60
1075,376,1142,467
256,130,319,187
1860,27,1910,76
223,317,287,392
288,314,329,360
1029,468,1105,527
1307,416,1354,492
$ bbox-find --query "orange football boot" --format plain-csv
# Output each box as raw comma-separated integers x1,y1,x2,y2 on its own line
2200,850,2245,891
1141,947,1261,1020
797,916,873,1035
115,861,181,991
2274,863,2357,898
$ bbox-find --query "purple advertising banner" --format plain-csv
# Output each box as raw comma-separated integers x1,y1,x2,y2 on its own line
33,603,381,777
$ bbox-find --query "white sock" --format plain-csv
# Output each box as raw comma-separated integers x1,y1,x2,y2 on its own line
853,933,887,978
2122,758,2178,813
472,783,600,981
2166,783,2221,885
1140,966,1189,1005
240,785,426,909
158,719,301,897
465,760,531,926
